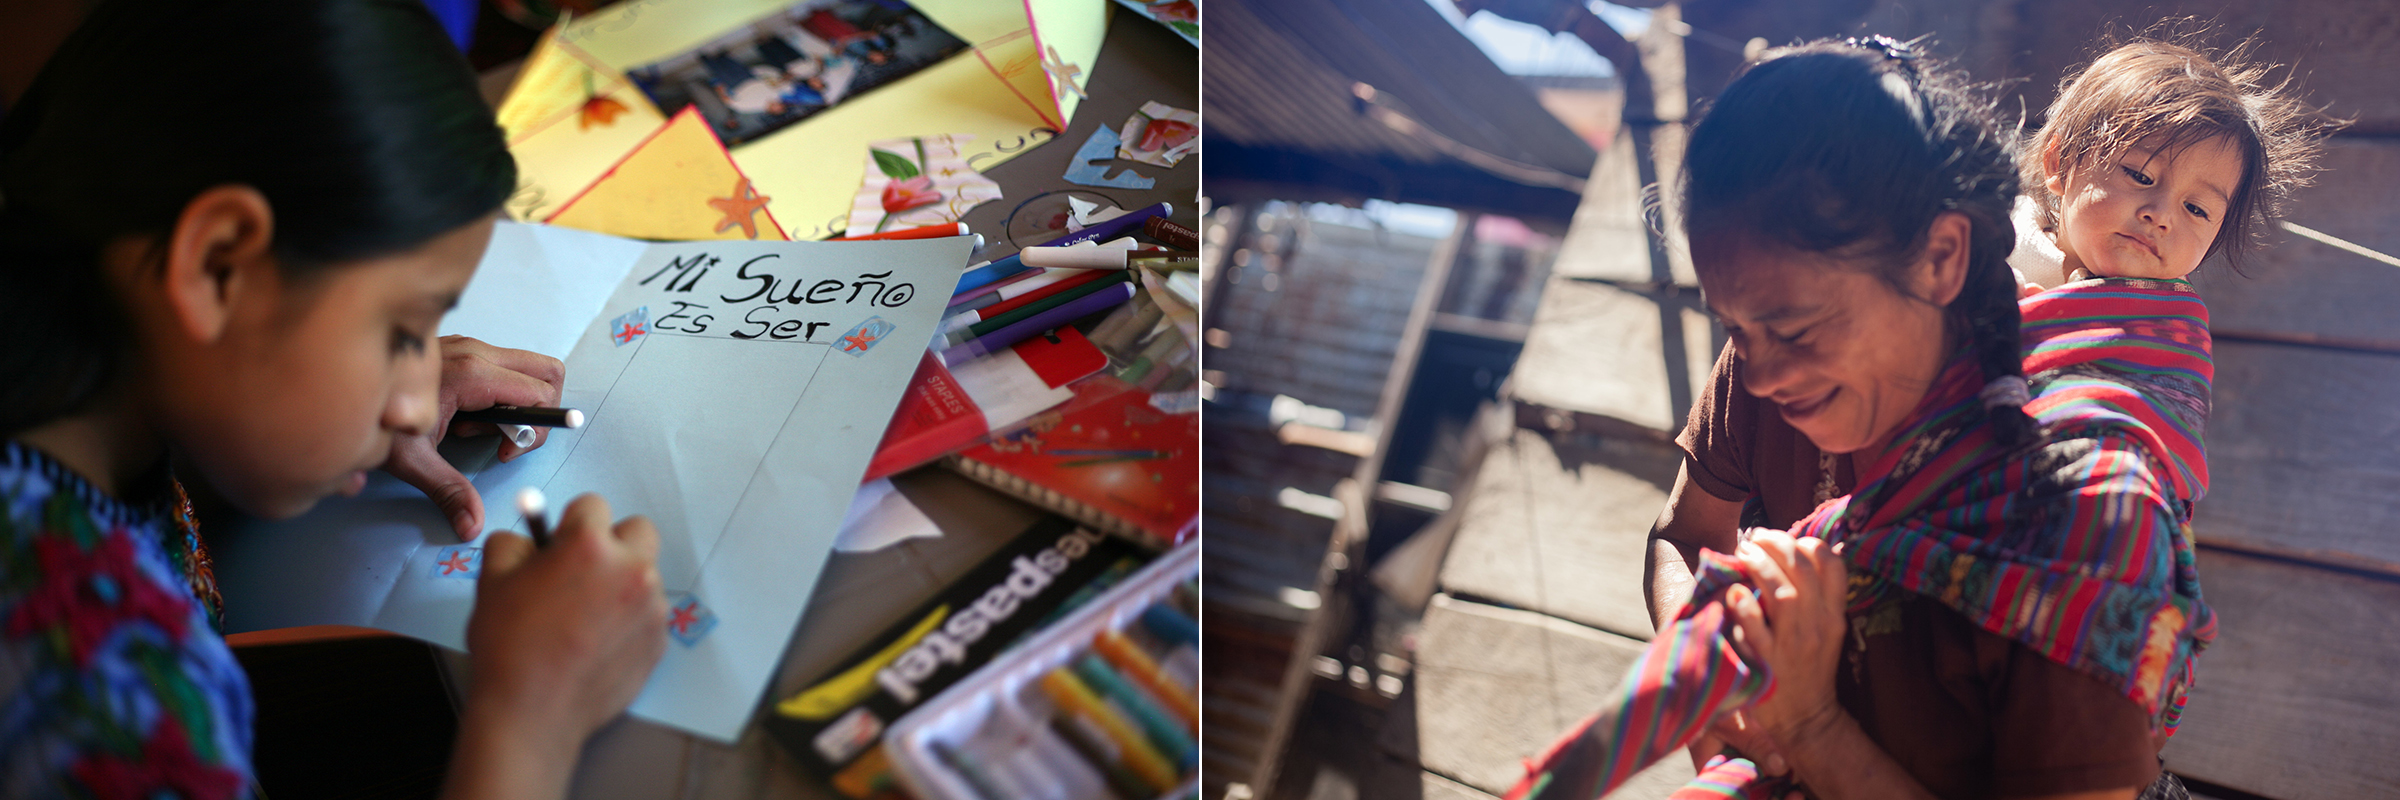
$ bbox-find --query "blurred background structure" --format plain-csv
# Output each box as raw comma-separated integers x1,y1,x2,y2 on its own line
1200,1,2400,799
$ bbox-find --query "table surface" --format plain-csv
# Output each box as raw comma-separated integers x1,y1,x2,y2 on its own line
457,9,1199,799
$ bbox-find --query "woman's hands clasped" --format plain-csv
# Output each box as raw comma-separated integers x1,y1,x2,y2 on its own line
1726,530,1852,750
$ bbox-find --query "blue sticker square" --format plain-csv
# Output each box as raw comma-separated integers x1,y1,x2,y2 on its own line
666,593,718,647
610,306,651,347
431,545,482,580
835,316,896,357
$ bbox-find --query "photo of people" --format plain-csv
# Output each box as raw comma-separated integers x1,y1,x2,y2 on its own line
626,0,968,147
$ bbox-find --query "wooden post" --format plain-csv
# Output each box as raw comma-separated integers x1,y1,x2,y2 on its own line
1248,211,1473,798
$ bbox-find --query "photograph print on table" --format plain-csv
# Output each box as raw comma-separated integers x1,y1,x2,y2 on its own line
624,0,969,147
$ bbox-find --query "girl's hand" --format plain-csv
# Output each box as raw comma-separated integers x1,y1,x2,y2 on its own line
447,493,667,799
384,335,566,541
1726,531,1850,749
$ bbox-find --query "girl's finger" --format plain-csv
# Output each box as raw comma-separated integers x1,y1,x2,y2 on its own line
613,514,661,560
449,420,500,439
556,492,617,547
448,335,568,389
480,531,534,579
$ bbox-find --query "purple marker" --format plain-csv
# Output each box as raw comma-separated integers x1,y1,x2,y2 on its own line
937,282,1137,366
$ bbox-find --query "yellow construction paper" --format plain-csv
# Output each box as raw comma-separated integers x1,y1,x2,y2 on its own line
545,108,790,241
495,25,671,222
549,0,1108,240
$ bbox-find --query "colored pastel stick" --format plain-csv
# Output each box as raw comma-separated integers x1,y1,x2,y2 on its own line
1047,717,1148,800
828,222,969,241
964,272,1133,339
1073,654,1197,768
1140,603,1198,645
931,741,1008,800
1094,629,1197,725
1038,670,1178,793
938,282,1136,365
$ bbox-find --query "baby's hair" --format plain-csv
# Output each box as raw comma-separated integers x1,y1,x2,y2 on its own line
1682,36,2037,446
2024,28,2328,273
0,0,515,436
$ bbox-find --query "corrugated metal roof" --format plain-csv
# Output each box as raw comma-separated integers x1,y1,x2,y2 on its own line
1204,0,1600,223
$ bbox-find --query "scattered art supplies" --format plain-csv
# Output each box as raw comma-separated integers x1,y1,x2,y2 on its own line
865,327,1108,482
622,0,970,148
943,376,1199,548
542,106,792,241
549,0,1109,239
215,221,978,742
885,542,1199,800
938,281,1137,367
765,519,1157,797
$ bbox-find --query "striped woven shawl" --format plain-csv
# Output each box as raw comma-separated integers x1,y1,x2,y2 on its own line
1506,278,2216,800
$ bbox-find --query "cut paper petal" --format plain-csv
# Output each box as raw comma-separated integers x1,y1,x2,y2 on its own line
845,135,1004,234
1062,127,1155,189
1116,101,1198,167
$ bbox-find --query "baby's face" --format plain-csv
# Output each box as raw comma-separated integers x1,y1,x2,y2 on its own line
2048,135,2244,281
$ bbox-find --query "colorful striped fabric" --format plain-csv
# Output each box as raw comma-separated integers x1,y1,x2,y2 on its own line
1795,280,2216,730
2018,277,2212,502
1503,555,1771,800
1667,755,1764,799
1505,279,2216,799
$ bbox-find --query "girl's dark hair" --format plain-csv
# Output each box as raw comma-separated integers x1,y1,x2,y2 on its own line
1681,37,2037,446
0,0,515,437
2025,34,2326,273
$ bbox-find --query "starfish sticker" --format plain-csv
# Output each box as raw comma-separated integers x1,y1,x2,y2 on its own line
1042,45,1087,101
609,306,651,347
432,546,482,580
665,594,718,647
835,316,896,357
708,177,773,239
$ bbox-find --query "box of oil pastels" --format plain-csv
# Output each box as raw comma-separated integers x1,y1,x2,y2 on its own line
885,541,1199,800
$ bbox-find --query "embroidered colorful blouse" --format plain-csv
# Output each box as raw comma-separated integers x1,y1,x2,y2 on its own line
1506,278,2216,800
0,441,254,799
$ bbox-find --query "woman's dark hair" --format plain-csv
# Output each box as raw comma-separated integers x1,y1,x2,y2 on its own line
0,0,516,436
2025,34,2326,273
1681,36,2037,446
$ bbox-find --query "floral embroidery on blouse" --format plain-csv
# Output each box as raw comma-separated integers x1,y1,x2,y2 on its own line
0,441,253,798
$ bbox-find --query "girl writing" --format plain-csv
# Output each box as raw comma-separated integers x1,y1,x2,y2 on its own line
1,0,667,796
